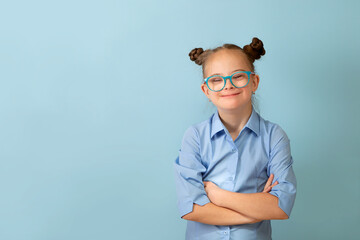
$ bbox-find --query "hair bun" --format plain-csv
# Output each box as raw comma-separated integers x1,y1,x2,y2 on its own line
189,47,204,65
243,37,266,62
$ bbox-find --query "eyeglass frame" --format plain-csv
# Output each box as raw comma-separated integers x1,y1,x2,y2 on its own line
203,71,255,92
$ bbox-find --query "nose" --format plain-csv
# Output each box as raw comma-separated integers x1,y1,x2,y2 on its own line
224,77,234,90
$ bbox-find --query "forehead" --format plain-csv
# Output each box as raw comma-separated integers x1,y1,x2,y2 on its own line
204,49,251,76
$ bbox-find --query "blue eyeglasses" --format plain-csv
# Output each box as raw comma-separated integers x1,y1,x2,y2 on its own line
203,71,255,92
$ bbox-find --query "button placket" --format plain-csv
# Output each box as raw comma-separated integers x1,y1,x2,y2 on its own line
231,143,238,191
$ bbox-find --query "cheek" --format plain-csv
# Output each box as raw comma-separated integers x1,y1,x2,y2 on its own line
243,86,253,94
211,93,221,99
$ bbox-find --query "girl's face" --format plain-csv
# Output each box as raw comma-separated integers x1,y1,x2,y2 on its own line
201,49,259,112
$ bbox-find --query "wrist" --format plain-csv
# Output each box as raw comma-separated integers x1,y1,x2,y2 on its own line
219,189,231,207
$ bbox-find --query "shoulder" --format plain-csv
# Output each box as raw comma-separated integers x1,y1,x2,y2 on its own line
181,113,213,148
185,113,213,137
258,115,290,149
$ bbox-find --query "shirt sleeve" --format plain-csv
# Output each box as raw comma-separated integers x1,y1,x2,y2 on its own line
267,124,297,218
173,126,210,219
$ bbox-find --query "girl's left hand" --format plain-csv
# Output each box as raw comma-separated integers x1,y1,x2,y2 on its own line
203,181,226,206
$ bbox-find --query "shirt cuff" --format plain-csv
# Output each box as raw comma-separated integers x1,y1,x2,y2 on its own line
269,187,296,218
178,194,211,219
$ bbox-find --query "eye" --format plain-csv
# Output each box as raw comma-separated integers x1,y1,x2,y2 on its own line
233,73,247,79
209,77,222,82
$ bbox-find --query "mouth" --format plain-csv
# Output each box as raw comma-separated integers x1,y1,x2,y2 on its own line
221,93,240,97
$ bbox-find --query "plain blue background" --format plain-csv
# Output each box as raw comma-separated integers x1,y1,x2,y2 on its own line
0,0,359,239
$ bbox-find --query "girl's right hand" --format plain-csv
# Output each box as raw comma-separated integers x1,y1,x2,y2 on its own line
262,173,278,193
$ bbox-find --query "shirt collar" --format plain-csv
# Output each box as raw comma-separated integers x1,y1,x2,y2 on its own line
210,107,260,139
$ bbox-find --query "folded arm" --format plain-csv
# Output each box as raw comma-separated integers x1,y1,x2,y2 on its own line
203,175,287,220
182,202,262,225
218,191,288,220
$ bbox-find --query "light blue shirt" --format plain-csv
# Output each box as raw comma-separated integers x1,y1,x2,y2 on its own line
173,107,297,240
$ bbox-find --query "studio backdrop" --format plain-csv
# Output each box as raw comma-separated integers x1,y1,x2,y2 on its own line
0,0,359,239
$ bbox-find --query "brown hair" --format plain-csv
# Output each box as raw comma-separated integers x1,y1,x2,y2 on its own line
188,37,266,76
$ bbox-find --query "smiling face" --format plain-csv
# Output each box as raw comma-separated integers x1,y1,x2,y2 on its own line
201,49,260,112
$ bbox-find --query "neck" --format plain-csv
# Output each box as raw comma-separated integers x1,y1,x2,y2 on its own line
217,104,253,134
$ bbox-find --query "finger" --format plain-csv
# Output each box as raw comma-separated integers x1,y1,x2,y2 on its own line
264,174,274,189
264,184,272,191
271,181,279,187
265,180,279,192
269,181,279,188
267,185,275,192
264,174,272,188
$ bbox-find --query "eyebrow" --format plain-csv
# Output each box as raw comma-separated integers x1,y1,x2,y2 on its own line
208,69,247,77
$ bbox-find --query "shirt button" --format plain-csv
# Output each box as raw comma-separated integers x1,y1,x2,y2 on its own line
224,231,227,234
232,148,236,152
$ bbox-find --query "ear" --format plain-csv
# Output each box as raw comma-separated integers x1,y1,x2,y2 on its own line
252,74,260,92
201,82,210,98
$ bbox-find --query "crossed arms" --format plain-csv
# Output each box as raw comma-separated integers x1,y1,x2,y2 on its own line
181,174,288,225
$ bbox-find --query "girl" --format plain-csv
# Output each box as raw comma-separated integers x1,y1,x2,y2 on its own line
173,37,297,240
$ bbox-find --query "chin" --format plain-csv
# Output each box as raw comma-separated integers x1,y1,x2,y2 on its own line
218,103,244,110
217,100,250,110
